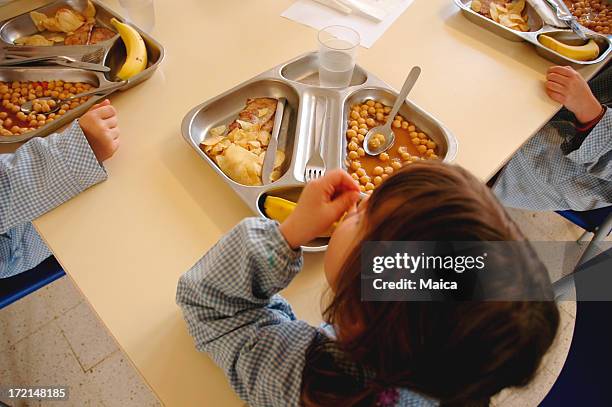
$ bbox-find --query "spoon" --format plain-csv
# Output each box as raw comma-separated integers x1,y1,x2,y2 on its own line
20,81,126,114
363,66,421,156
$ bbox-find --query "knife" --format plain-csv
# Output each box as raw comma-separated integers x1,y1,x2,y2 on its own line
262,98,288,185
544,0,588,41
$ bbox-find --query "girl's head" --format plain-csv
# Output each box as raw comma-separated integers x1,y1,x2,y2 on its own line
307,162,559,406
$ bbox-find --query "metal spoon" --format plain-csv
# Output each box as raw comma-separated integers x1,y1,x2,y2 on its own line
363,66,421,156
20,81,126,114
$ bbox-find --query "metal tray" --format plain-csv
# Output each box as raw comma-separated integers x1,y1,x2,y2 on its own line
182,52,459,252
0,0,164,143
454,0,611,65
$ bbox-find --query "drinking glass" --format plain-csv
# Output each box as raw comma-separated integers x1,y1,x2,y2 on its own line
318,25,360,88
118,0,156,33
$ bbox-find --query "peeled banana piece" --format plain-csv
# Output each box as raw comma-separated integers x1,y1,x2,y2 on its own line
538,35,600,62
111,18,148,80
264,196,296,224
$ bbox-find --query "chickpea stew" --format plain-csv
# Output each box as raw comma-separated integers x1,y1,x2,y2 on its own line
345,99,440,194
564,0,611,35
0,80,93,137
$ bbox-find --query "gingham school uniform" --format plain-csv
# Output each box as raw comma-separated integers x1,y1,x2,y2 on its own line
0,122,107,278
493,63,611,211
176,218,437,407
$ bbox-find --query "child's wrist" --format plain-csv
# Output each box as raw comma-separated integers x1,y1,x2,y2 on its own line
574,97,604,124
279,219,304,250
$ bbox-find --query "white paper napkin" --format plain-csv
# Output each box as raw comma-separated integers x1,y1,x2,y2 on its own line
281,0,415,48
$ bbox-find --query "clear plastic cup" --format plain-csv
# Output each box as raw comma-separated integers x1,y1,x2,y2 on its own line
318,25,360,88
118,0,156,33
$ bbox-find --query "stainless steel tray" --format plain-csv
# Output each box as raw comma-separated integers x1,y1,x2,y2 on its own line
182,52,459,252
454,0,611,65
0,0,164,143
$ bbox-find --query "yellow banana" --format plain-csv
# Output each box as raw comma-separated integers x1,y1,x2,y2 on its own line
264,196,296,223
111,18,148,80
538,35,600,62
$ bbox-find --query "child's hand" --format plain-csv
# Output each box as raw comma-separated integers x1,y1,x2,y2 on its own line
279,169,361,249
79,99,120,163
546,66,603,124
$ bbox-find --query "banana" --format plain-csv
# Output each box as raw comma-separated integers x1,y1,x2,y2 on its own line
538,35,600,62
264,196,296,223
111,18,148,80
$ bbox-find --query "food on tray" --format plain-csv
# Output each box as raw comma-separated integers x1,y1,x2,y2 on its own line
346,99,439,194
0,80,93,137
538,34,600,60
564,0,611,35
111,18,148,80
15,1,115,47
471,0,530,32
264,196,296,223
200,98,285,186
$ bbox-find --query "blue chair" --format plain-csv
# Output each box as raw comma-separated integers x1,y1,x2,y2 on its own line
557,205,612,266
0,256,65,310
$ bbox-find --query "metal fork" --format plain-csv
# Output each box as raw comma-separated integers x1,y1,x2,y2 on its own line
304,97,327,182
3,47,105,63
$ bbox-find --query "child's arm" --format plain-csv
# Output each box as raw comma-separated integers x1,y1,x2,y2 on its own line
545,66,610,171
177,170,359,406
0,99,119,233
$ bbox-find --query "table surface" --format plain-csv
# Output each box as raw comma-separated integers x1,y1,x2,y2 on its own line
1,0,607,405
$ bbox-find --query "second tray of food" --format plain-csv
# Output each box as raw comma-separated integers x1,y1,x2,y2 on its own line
182,52,458,251
455,0,611,65
0,0,164,143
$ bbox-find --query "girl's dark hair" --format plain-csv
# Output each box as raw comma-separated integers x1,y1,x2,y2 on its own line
301,162,559,407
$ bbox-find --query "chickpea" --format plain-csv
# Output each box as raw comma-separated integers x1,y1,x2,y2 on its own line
401,152,411,161
391,160,402,170
426,140,436,149
42,104,51,113
351,125,359,132
417,145,427,154
373,176,383,186
10,105,20,113
37,120,46,127
379,152,390,162
411,138,420,145
348,141,359,151
367,107,376,115
58,109,67,116
349,120,359,127
358,118,366,125
70,102,79,109
357,134,365,143
351,172,359,181
366,118,376,127
360,110,369,118
48,99,56,108
359,185,366,193
369,138,381,149
0,112,7,120
348,150,359,160
376,112,384,121
351,111,360,120
401,121,409,129
358,128,368,136
373,166,384,176
383,106,391,114
408,125,416,132
10,125,20,134
36,114,46,122
350,160,361,171
33,103,42,113
374,102,383,109
359,123,368,130
430,154,439,160
355,148,364,157
384,166,394,175
366,100,375,107
418,132,427,139
365,182,375,191
346,129,358,139
381,173,389,180
16,111,26,121
0,129,11,137
392,120,401,128
351,137,359,144
29,119,38,127
356,168,367,177
359,175,371,185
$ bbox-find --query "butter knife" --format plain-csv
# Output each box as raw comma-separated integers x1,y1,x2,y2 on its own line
262,98,288,185
544,0,587,41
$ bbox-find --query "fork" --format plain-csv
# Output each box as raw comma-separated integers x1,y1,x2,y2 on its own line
304,97,328,182
3,47,105,64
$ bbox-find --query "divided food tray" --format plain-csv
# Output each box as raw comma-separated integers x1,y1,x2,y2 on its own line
0,0,164,143
182,52,458,252
454,0,611,65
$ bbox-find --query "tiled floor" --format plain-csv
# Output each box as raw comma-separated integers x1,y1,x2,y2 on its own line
0,208,602,407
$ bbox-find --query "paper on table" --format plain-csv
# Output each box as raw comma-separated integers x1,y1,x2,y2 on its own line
281,0,415,48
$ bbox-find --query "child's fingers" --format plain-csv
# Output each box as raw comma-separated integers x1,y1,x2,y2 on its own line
546,72,568,85
325,169,361,193
545,81,565,94
546,89,565,104
104,116,119,129
89,99,111,111
94,105,117,120
330,190,361,217
108,127,120,140
548,66,574,78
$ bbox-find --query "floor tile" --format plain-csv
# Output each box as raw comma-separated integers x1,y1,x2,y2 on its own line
57,302,118,371
499,367,558,407
541,306,575,378
85,352,161,407
42,276,84,316
0,322,98,407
